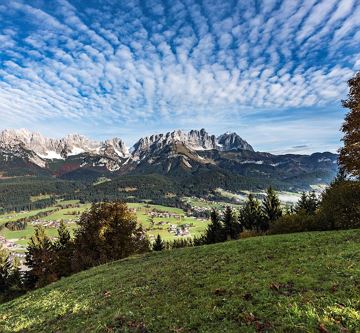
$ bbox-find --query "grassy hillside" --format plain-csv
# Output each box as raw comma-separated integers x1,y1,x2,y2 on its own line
1,230,359,332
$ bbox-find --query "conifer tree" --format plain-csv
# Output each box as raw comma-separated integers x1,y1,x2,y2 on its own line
295,192,308,213
205,209,226,244
24,226,56,289
262,187,282,230
53,221,74,278
239,194,264,232
307,191,319,215
223,206,242,240
153,234,165,251
295,191,318,215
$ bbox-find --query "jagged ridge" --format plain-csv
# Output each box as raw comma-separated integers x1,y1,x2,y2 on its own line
0,128,338,187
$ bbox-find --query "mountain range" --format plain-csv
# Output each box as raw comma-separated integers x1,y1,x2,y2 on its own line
0,128,338,190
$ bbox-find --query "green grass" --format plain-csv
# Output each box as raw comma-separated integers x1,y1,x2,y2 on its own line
183,196,242,209
127,203,208,241
0,207,55,225
41,205,92,221
1,230,359,332
30,194,52,202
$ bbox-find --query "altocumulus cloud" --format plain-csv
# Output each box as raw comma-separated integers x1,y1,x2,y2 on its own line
0,0,359,152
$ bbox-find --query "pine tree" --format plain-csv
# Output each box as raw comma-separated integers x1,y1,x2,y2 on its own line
307,191,319,215
205,209,226,244
53,221,74,278
239,194,264,232
153,234,165,251
295,192,308,213
339,71,360,178
223,206,243,240
24,226,56,289
295,191,318,215
262,187,282,230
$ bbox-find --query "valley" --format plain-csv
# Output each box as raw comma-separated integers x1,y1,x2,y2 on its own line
0,200,210,257
0,187,307,260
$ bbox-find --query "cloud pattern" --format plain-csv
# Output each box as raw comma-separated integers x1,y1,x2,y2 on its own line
0,0,359,152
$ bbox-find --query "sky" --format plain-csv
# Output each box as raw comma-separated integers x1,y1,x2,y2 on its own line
0,0,359,154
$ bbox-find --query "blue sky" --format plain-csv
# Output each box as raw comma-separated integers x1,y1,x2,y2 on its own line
0,0,359,153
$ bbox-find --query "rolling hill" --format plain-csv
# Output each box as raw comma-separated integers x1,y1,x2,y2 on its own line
1,229,359,332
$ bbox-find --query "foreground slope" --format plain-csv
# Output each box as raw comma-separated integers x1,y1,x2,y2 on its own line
1,230,360,332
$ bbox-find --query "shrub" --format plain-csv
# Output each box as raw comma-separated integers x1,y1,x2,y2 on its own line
269,213,317,234
316,180,360,230
239,230,262,239
167,238,194,249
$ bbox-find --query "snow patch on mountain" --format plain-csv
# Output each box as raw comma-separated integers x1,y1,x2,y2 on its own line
240,160,264,165
38,151,64,160
0,129,130,169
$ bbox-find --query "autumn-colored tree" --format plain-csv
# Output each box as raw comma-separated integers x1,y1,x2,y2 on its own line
72,201,149,271
0,247,24,301
339,71,360,177
0,245,11,294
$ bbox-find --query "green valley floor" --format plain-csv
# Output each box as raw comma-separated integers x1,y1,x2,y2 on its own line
1,230,359,332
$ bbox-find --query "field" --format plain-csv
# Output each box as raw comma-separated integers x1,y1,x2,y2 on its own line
182,196,242,209
0,201,209,252
0,229,359,332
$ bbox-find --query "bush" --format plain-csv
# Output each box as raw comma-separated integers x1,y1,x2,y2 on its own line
316,180,360,230
166,238,194,249
239,230,262,239
269,213,317,234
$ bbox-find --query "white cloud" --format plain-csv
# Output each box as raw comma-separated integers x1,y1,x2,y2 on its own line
0,0,358,153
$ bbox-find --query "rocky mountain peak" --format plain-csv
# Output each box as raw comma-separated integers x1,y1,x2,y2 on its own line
217,132,254,152
0,129,130,161
103,138,129,158
132,128,219,159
